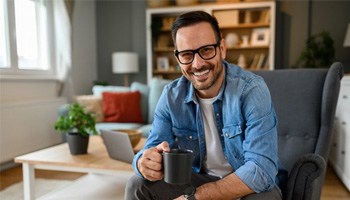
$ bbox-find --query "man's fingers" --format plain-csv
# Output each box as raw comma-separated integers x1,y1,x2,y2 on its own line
143,147,163,163
156,141,170,152
138,147,165,181
141,165,164,181
138,158,163,180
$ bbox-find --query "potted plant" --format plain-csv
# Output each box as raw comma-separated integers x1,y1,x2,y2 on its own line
293,31,335,68
54,103,98,155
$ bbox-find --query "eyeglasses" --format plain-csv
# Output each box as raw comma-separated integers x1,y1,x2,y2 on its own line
174,42,219,65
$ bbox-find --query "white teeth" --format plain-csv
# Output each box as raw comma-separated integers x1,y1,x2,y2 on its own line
194,69,209,76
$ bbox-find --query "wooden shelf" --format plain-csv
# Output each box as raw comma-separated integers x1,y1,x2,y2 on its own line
226,45,269,50
220,22,269,29
154,47,174,52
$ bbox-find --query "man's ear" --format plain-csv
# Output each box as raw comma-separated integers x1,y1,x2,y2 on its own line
220,38,227,59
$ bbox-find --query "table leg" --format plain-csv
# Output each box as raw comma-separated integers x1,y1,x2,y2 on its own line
22,163,35,200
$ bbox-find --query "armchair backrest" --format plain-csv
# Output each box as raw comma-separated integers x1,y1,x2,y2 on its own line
253,62,343,173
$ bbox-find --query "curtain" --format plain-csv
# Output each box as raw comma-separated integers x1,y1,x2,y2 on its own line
53,0,75,101
53,0,72,81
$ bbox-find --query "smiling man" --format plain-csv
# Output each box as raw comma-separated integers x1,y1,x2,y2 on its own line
125,11,282,200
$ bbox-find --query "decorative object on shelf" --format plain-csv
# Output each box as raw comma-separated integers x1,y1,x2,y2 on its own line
238,54,247,68
244,10,252,24
343,23,350,47
112,52,139,86
213,10,239,27
162,17,176,30
54,103,98,155
147,0,170,7
176,0,198,6
259,9,270,23
293,31,335,68
225,33,239,48
241,35,249,47
250,53,267,70
250,28,270,46
157,34,172,49
157,56,170,71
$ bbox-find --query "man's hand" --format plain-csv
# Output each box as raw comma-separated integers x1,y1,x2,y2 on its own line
138,141,170,181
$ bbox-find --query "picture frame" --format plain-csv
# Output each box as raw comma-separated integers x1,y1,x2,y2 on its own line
250,28,270,46
157,56,170,71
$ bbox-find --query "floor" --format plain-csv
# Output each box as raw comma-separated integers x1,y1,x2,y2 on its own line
0,164,349,199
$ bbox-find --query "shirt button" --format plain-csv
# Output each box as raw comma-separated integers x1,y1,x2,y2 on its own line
189,136,193,139
225,133,229,137
216,113,220,117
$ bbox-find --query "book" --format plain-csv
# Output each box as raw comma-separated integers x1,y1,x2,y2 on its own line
259,10,270,24
213,10,239,27
250,54,260,69
256,53,266,69
262,55,269,70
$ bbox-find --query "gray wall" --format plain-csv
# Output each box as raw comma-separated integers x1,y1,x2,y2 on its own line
96,0,147,86
276,1,350,72
72,0,97,95
96,1,350,87
311,1,350,72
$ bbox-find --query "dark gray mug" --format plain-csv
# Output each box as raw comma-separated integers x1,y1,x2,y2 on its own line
163,149,193,185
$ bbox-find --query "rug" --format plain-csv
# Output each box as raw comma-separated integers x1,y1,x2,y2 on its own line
0,178,72,200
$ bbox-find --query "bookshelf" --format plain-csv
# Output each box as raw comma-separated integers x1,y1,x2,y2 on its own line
146,1,276,83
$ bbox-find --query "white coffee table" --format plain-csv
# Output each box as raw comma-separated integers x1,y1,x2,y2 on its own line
15,135,144,200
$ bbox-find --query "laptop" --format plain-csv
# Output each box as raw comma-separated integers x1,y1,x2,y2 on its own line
100,129,135,163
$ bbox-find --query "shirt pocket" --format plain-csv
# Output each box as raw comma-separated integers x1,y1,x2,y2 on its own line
172,127,199,153
222,124,245,164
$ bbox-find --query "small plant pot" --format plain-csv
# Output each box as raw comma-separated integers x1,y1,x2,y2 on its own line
66,133,89,155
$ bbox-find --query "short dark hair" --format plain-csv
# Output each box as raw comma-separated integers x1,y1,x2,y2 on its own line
171,11,222,48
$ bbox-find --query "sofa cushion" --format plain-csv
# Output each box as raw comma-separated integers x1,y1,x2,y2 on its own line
102,91,144,123
131,82,150,124
75,95,104,122
92,85,130,97
148,78,172,124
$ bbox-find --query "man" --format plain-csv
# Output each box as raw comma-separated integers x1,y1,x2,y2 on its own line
125,11,281,200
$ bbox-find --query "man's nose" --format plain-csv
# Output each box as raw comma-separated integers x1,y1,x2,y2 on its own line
192,53,205,69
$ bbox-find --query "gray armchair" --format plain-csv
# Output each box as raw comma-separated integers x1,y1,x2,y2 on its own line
253,62,344,200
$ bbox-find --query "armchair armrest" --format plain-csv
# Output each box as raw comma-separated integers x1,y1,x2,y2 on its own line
286,154,326,200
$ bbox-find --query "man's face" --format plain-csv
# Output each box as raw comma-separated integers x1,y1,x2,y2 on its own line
175,22,226,97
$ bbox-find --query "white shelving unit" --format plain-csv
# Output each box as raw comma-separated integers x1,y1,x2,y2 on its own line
146,1,276,83
330,75,350,191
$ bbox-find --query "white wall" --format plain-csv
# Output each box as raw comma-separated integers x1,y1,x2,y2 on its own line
0,1,97,167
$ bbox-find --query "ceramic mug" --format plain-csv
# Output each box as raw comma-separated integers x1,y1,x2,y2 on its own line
163,149,193,185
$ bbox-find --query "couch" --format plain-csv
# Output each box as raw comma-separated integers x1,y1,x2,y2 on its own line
58,78,172,138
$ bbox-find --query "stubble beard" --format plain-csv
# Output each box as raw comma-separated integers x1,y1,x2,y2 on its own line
186,62,223,91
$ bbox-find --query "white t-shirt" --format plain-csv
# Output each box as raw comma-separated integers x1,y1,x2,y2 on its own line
198,96,233,178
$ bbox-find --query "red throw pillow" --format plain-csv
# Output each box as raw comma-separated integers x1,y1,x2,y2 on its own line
102,91,144,123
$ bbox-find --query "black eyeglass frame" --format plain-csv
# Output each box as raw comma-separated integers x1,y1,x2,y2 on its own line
174,42,220,65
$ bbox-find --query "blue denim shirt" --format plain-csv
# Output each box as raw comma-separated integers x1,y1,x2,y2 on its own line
132,61,279,193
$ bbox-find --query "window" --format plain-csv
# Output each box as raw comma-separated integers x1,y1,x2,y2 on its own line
0,0,54,76
0,0,9,68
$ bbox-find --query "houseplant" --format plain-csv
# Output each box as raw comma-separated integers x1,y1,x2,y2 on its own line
54,103,98,154
293,31,335,68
